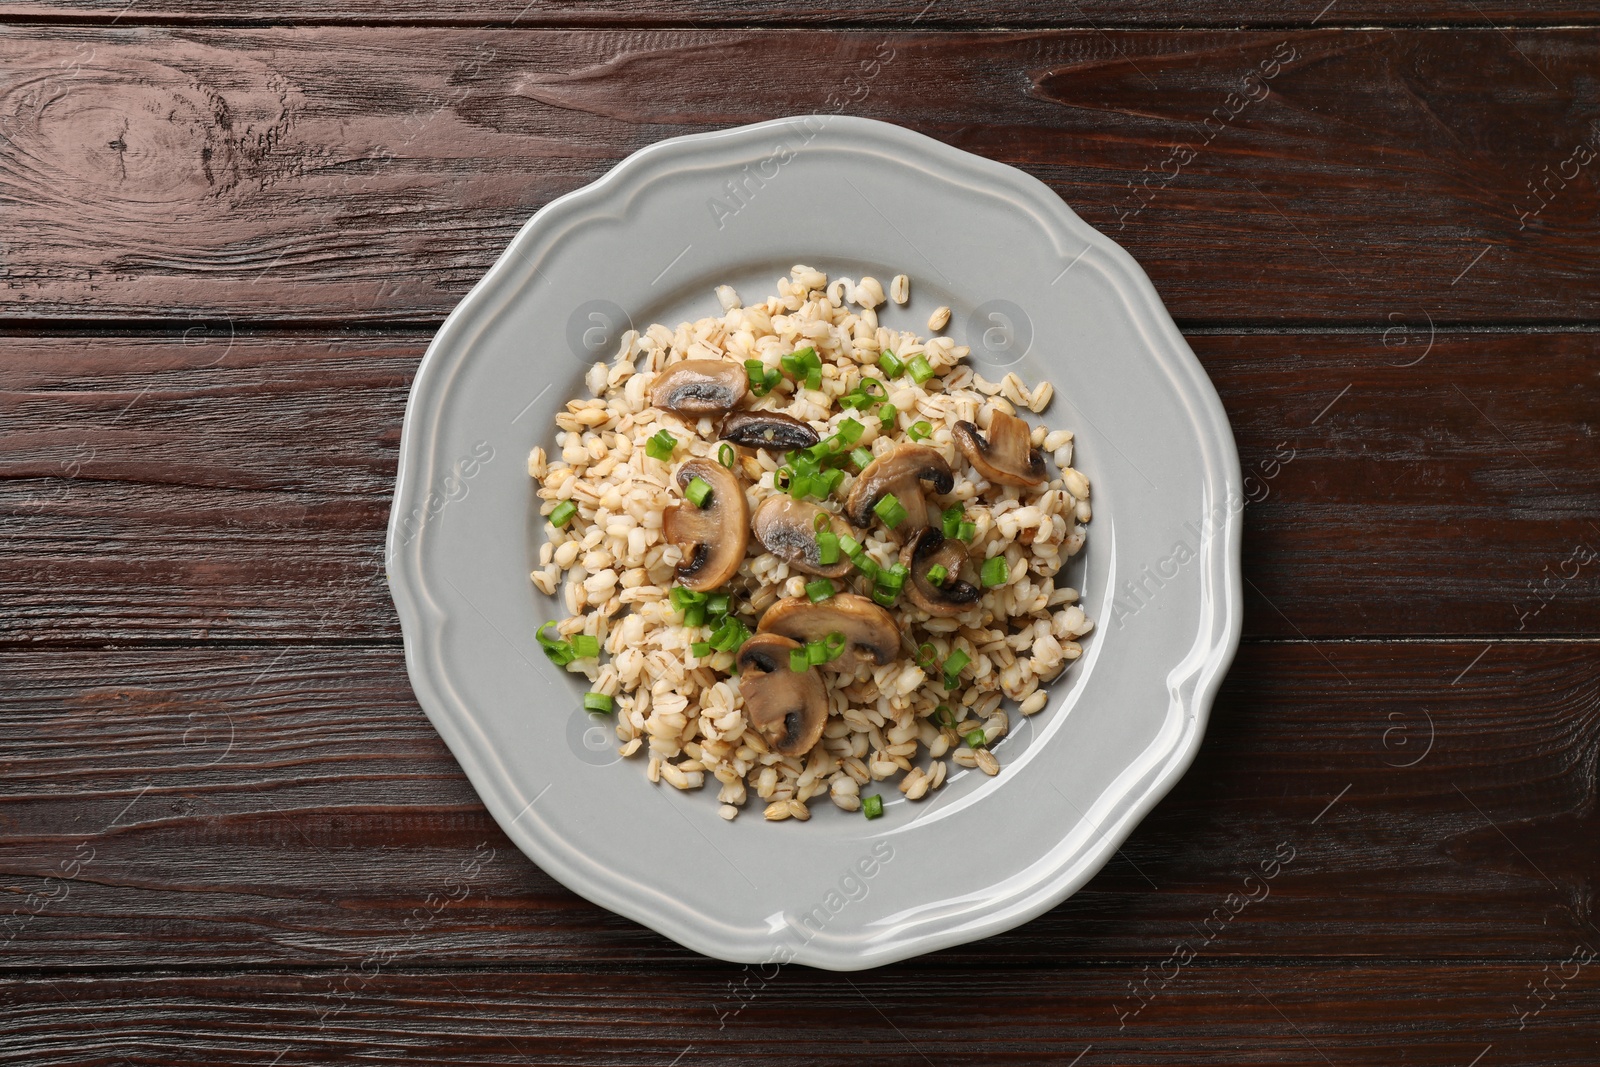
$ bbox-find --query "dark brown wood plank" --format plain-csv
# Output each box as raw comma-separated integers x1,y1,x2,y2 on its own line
0,1,1592,27
3,964,1598,1066
3,28,1600,325
3,330,1595,641
1,642,1595,968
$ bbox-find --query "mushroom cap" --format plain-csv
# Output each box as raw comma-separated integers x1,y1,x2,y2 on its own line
662,458,750,591
899,529,982,618
751,496,853,579
757,594,900,672
842,443,954,532
736,633,828,757
952,410,1047,487
719,410,820,451
651,360,748,417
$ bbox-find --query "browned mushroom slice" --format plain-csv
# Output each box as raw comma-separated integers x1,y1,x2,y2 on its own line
842,443,954,533
899,529,982,618
757,594,899,672
736,633,828,757
719,411,820,451
662,458,750,591
651,360,748,417
751,497,853,579
952,409,1046,487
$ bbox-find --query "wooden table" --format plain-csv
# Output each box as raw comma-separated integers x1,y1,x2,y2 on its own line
3,4,1597,1063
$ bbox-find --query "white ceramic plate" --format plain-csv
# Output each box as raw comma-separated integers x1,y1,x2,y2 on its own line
387,115,1242,970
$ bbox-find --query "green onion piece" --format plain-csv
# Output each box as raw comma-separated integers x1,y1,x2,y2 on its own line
981,556,1009,587
774,467,793,492
907,354,935,385
880,562,908,590
790,647,810,672
862,794,885,819
839,534,863,560
645,429,677,462
856,556,881,582
872,586,897,607
805,367,822,391
917,643,940,671
942,505,963,538
745,359,767,385
549,500,577,528
957,520,977,543
788,472,814,500
878,350,904,378
718,443,736,468
850,446,874,470
706,593,730,617
964,728,987,749
709,616,747,652
816,530,840,564
813,511,830,532
690,641,713,658
877,402,897,423
584,692,615,713
806,639,828,666
820,467,845,496
806,578,835,603
925,563,948,586
907,420,933,441
835,417,865,445
683,603,706,628
933,705,953,728
860,377,886,399
685,476,713,508
570,634,600,659
943,648,971,689
822,631,848,660
536,622,574,666
670,586,703,611
874,492,908,528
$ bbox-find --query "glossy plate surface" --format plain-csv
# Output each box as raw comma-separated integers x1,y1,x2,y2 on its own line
387,115,1243,970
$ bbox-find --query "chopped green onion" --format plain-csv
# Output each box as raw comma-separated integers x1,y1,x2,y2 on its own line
746,359,781,397
685,476,713,508
839,534,863,560
536,621,574,666
813,511,830,532
957,520,977,543
917,643,940,672
670,586,703,612
584,692,614,713
874,492,908,528
718,443,736,468
856,556,881,582
942,505,963,538
850,446,874,470
835,417,865,445
773,467,792,492
906,420,932,441
790,647,810,672
683,603,706,628
781,347,822,392
880,562,908,590
872,586,898,608
806,639,828,666
933,706,954,728
861,377,886,399
907,354,935,385
806,578,835,602
823,631,847,660
877,402,897,423
706,593,730,617
964,728,988,749
878,350,904,378
690,641,713,657
548,500,578,528
862,794,884,819
570,634,600,659
645,429,677,462
943,648,970,689
925,563,948,586
981,556,1009,587
816,530,840,564
819,467,845,497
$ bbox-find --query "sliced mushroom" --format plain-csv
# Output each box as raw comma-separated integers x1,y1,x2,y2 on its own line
737,633,828,757
751,497,853,579
952,409,1047,487
719,410,820,451
899,529,982,618
842,443,954,533
662,458,749,591
757,594,900,671
651,360,748,417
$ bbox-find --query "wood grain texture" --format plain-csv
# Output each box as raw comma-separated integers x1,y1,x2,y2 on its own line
0,0,1594,26
3,331,1596,642
1,643,1595,968
3,28,1600,325
4,963,1598,1066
